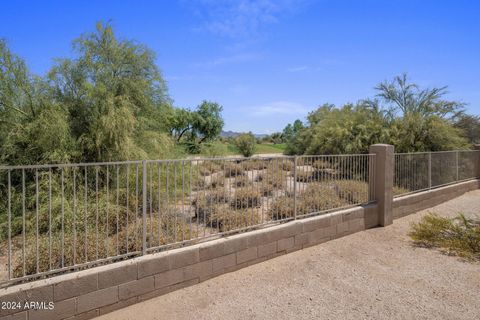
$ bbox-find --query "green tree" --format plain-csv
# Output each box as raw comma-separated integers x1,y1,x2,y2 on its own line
172,100,224,153
0,40,75,165
454,114,480,144
376,74,469,152
49,22,173,162
284,74,469,154
235,132,256,157
376,73,464,119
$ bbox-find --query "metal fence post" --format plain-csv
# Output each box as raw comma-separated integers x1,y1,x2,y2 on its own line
7,170,11,280
142,160,147,255
293,156,297,220
456,151,459,181
428,152,432,190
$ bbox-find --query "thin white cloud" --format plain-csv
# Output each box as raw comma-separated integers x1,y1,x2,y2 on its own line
194,52,262,68
229,84,250,94
250,101,311,116
287,66,308,72
189,0,311,38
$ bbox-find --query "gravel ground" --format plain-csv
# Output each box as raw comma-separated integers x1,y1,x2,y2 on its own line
96,190,480,320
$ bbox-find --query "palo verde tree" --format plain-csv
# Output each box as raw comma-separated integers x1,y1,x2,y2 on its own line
0,40,75,165
377,74,469,152
49,22,173,162
284,74,470,154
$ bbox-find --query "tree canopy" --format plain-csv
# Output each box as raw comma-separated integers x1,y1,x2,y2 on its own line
0,23,224,165
284,74,472,154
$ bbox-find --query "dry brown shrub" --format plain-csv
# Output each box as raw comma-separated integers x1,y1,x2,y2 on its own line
231,188,262,209
223,162,245,177
209,206,261,232
334,180,369,204
233,175,252,187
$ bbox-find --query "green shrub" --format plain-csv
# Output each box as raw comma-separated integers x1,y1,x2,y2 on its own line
409,213,480,260
235,133,256,157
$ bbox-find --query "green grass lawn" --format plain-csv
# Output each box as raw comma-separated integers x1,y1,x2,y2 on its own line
226,142,286,155
254,143,286,154
199,142,286,157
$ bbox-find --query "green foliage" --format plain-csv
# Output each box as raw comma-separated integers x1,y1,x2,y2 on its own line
172,101,224,153
1,23,225,165
235,132,256,157
454,114,480,144
284,74,470,154
409,213,480,260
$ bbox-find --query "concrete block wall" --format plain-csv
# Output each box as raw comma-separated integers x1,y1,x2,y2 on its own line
393,179,480,219
0,203,378,320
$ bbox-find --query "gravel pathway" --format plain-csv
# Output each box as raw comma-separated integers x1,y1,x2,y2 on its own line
96,190,480,320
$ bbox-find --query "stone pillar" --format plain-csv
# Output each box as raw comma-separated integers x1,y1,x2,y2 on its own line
369,144,394,226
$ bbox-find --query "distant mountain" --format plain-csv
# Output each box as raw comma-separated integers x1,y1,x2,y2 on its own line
221,130,268,139
220,130,241,138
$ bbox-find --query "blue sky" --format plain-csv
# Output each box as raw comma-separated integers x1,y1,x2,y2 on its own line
1,0,479,133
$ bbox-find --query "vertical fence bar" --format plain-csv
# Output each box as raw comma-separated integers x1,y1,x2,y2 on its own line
35,170,39,274
22,169,26,276
84,167,88,263
428,152,432,189
106,166,109,257
293,156,297,220
61,168,65,268
456,151,459,182
73,168,77,265
142,160,147,255
116,166,119,255
7,170,12,280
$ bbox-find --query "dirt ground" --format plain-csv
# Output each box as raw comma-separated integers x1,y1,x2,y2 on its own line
96,190,480,320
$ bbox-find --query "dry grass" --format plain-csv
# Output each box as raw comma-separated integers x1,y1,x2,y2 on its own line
268,196,295,220
393,186,410,196
259,183,274,196
334,180,369,204
209,175,226,189
295,170,322,182
209,206,261,232
233,175,252,187
12,213,194,278
312,159,332,170
198,163,222,176
192,189,230,224
242,160,269,171
409,213,480,260
280,160,295,171
223,162,245,177
231,188,262,209
268,184,346,220
255,170,286,189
